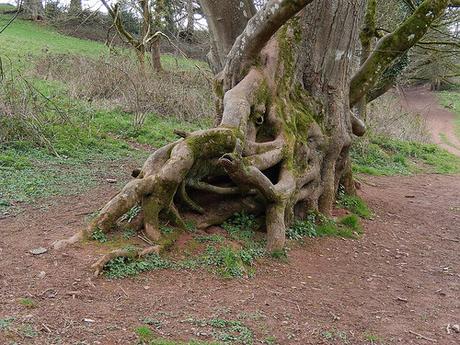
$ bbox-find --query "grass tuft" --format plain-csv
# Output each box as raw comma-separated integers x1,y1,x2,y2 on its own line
352,135,460,175
338,193,372,219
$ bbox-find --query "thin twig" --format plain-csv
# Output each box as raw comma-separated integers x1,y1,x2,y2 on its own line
138,233,154,246
408,330,437,342
0,1,22,35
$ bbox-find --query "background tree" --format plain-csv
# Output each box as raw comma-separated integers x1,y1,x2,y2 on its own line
101,0,164,72
21,0,44,20
69,0,82,16
55,0,458,274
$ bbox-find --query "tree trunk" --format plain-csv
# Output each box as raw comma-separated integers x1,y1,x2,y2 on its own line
199,0,257,73
150,37,163,73
55,0,448,273
69,0,82,15
22,0,44,20
185,0,195,38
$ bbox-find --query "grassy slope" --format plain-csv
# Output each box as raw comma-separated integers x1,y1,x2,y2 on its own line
0,15,208,215
351,135,460,176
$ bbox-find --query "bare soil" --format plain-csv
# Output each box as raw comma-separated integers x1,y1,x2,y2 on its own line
0,174,459,345
401,87,460,156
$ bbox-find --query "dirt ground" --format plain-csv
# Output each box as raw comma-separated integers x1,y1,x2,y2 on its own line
1,90,459,345
0,173,459,345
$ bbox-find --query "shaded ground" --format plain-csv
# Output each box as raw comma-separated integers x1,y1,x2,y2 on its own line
0,173,459,345
401,87,460,156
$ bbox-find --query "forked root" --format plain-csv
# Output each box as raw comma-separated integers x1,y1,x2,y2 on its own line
91,245,162,276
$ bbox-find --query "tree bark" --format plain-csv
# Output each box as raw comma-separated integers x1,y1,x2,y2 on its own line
150,37,163,73
21,0,44,20
55,0,451,273
185,0,195,38
69,0,82,15
199,0,257,73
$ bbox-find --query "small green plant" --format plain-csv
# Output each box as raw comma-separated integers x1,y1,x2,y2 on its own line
195,234,226,243
104,253,172,278
364,332,383,344
185,220,197,232
123,228,136,239
120,205,142,223
286,213,317,240
0,317,14,330
91,227,108,243
321,329,349,344
199,245,265,278
18,298,37,308
159,225,174,234
338,194,372,219
142,318,162,329
18,324,38,338
145,338,219,345
184,318,254,345
263,335,277,345
136,325,154,342
222,212,258,242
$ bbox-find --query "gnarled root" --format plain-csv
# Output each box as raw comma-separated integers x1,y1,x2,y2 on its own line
53,35,358,270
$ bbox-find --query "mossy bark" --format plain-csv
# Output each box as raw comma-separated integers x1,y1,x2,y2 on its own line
56,0,448,274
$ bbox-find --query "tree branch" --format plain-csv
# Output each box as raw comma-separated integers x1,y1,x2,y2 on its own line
350,0,450,107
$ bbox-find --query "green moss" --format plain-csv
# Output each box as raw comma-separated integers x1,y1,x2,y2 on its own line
186,129,236,159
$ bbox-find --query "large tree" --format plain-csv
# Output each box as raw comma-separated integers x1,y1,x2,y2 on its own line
21,0,45,20
55,0,457,274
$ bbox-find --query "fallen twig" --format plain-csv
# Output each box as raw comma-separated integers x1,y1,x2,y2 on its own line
408,330,437,342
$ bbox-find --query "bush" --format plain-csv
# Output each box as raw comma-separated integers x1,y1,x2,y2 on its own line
366,93,430,142
35,53,214,123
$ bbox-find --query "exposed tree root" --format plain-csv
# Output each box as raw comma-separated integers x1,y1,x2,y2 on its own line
54,14,361,274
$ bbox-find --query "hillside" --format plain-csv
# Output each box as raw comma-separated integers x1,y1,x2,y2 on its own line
0,14,212,216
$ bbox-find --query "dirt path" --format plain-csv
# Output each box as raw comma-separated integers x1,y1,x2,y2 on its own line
1,173,459,345
401,87,460,156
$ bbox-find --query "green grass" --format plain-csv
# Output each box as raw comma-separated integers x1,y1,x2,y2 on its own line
100,212,266,279
0,17,209,216
352,135,460,175
287,213,363,241
337,194,372,219
18,298,37,308
0,13,206,71
135,322,224,345
438,91,460,140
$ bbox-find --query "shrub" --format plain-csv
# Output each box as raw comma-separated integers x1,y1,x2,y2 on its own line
35,53,214,123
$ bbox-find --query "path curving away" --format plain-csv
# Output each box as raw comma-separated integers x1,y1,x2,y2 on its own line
401,87,460,157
